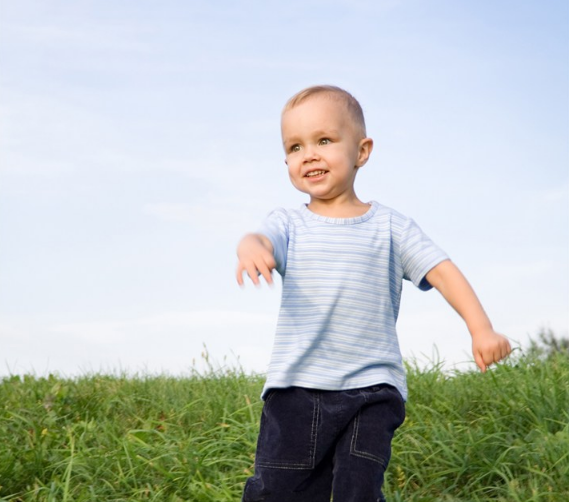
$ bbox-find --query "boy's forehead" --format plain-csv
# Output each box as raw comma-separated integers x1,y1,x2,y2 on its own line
281,94,351,130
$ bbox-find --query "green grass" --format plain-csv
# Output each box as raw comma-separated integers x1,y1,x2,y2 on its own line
1,350,567,501
388,352,569,501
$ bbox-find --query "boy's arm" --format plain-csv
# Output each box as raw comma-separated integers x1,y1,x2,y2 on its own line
236,233,276,286
425,259,512,372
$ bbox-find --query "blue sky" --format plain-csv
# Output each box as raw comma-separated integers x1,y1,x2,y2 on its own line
1,0,567,377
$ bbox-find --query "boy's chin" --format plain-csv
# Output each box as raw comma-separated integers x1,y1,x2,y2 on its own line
290,183,312,197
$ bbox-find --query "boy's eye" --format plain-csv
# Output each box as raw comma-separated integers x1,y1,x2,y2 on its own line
319,138,331,145
290,144,301,153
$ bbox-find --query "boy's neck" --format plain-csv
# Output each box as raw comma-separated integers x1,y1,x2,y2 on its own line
307,197,370,218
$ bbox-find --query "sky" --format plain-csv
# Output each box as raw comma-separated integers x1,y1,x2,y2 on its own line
1,0,568,379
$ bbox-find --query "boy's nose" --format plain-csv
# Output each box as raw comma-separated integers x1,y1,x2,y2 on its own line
303,145,319,162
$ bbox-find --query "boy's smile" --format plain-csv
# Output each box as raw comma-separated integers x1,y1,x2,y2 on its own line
281,95,373,217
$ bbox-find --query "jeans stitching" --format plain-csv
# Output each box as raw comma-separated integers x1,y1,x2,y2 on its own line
350,411,387,467
256,390,320,470
309,392,320,468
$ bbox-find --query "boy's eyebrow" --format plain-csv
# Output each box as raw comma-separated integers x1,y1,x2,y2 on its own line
312,128,341,137
282,129,341,145
282,133,301,147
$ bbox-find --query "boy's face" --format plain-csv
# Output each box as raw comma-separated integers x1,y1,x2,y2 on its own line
281,95,372,207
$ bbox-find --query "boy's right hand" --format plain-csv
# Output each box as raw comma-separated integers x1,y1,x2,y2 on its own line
236,234,276,286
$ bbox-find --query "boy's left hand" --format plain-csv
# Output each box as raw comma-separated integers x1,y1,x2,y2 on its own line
471,329,512,372
426,260,512,373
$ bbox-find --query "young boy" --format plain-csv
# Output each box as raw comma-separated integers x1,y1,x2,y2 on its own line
236,85,511,502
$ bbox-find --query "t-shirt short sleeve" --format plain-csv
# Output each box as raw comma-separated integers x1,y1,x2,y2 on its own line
399,217,449,291
258,208,289,277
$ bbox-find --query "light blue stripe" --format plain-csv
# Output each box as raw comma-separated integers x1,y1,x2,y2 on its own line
259,201,448,402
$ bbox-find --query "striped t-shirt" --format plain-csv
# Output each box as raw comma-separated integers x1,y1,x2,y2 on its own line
259,201,449,401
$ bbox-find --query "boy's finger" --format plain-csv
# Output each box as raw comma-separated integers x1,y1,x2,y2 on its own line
239,261,260,285
258,262,273,285
236,265,245,286
265,254,277,271
474,351,486,372
246,265,261,285
501,340,512,359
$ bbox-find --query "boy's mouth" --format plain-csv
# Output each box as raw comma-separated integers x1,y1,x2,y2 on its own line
305,170,327,178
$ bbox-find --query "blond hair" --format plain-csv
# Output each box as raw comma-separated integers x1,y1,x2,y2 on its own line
282,85,367,137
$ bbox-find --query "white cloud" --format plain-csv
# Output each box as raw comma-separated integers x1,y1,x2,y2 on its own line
142,201,269,232
143,203,197,223
536,182,569,204
0,310,276,377
49,310,275,340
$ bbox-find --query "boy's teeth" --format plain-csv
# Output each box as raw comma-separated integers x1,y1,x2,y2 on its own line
306,170,325,177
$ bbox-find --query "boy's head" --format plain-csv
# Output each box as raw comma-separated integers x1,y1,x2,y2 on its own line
280,85,373,208
282,85,367,139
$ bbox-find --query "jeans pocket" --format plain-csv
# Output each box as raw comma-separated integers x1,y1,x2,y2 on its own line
350,386,405,467
255,387,320,470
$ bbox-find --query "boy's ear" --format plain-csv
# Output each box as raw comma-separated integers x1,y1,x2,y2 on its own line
355,138,374,168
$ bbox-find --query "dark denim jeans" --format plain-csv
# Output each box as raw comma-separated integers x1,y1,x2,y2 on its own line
242,384,405,502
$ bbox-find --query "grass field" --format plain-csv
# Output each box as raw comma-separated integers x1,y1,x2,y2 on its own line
1,341,568,502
